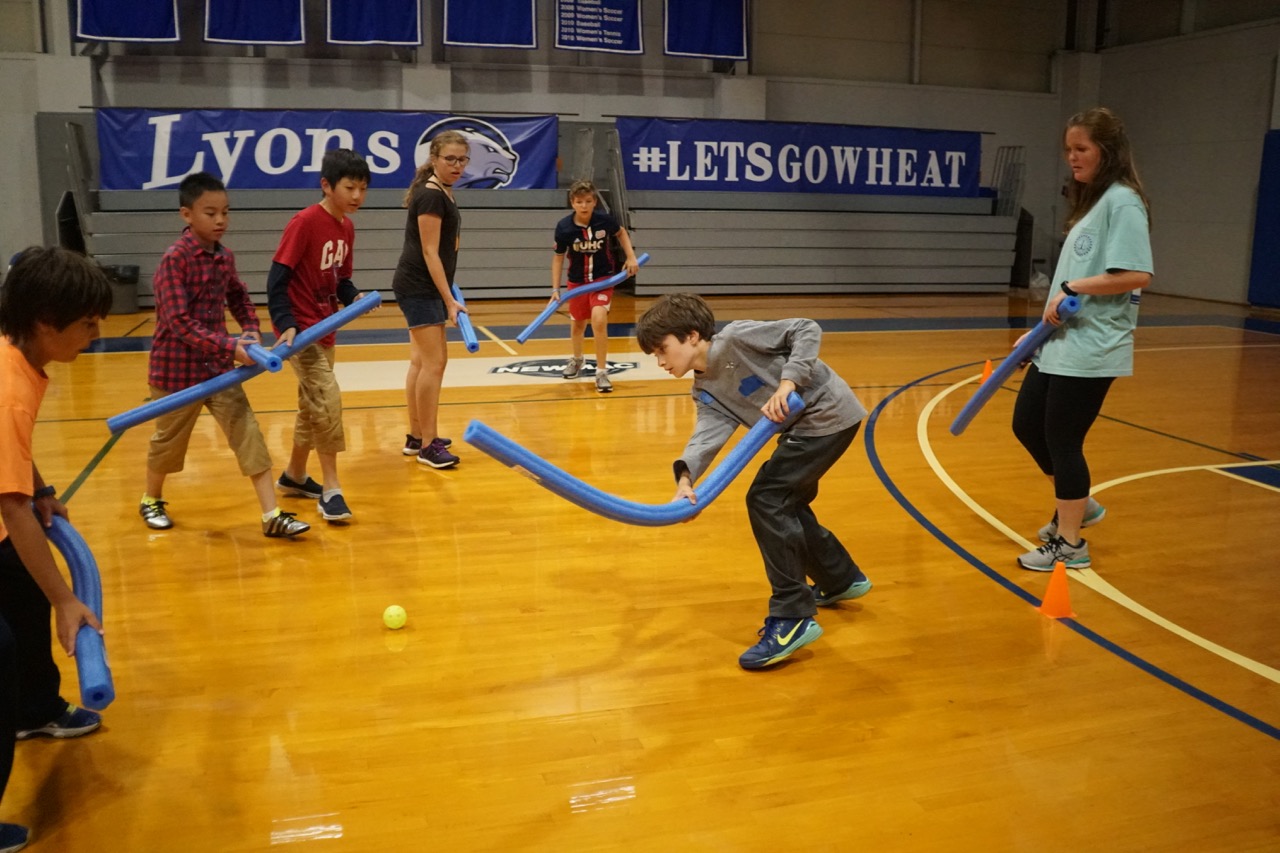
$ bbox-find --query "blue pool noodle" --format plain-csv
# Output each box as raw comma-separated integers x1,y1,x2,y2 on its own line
106,292,383,434
244,343,282,373
949,296,1081,436
515,252,650,344
450,284,480,353
45,515,114,711
464,392,805,526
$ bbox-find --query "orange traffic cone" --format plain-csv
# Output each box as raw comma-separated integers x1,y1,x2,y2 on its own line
1037,560,1076,618
980,359,993,383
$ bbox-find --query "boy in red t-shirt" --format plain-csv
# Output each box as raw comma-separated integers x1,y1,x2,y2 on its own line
267,149,371,522
0,247,115,849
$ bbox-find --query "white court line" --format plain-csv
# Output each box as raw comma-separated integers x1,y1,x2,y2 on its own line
476,325,518,355
918,372,1280,684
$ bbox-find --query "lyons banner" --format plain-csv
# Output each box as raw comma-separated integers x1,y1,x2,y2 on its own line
96,109,558,191
617,117,982,196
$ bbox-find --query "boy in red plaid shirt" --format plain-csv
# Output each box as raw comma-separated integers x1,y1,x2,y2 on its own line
139,172,309,539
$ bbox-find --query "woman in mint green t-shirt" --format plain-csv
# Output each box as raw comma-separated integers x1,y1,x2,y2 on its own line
1012,107,1154,572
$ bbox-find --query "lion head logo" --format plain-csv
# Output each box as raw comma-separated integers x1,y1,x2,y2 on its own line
415,117,519,189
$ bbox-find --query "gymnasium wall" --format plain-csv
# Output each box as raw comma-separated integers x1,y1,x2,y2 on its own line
4,2,1280,304
1098,19,1280,302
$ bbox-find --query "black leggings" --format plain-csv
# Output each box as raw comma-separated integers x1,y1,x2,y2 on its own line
1011,364,1115,500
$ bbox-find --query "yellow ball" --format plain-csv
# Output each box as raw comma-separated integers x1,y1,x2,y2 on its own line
382,605,407,630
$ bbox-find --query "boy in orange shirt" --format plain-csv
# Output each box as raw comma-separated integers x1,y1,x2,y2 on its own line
0,247,114,850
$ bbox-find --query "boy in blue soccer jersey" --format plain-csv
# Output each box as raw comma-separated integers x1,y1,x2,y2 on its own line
636,293,873,670
549,181,639,393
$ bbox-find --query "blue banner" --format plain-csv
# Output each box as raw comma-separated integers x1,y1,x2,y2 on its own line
96,110,558,191
1248,130,1280,308
664,0,745,59
556,0,643,55
328,0,421,45
617,117,982,197
444,0,537,48
78,0,178,42
206,0,304,45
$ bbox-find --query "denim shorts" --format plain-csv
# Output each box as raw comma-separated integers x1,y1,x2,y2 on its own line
397,293,448,328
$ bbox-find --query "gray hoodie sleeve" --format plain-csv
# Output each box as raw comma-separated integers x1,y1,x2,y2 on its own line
775,318,822,388
675,396,740,483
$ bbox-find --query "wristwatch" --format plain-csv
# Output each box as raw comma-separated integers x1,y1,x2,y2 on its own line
1060,281,1079,297
33,485,56,500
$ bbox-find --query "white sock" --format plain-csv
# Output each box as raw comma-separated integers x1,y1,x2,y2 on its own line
322,488,342,502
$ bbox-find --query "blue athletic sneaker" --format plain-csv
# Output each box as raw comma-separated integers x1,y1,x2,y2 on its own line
317,493,353,522
738,617,823,670
16,703,101,740
277,472,322,499
0,823,29,853
812,577,873,607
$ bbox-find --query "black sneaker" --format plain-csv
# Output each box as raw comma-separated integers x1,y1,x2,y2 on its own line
317,493,353,522
418,439,460,469
403,434,450,455
277,472,323,498
263,511,310,538
16,703,101,740
139,499,173,530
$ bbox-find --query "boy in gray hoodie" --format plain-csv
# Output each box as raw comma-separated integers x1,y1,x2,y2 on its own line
636,293,873,670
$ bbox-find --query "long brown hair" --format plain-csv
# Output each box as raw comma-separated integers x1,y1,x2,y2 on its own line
1063,107,1151,231
402,131,469,207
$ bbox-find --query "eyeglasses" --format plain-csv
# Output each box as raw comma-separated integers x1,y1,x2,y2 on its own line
440,156,470,166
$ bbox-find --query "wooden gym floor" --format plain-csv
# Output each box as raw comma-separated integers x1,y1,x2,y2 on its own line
7,288,1279,851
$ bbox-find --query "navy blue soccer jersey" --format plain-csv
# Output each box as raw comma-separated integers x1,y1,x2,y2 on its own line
553,211,621,283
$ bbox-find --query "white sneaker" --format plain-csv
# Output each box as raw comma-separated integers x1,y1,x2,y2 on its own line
562,356,584,379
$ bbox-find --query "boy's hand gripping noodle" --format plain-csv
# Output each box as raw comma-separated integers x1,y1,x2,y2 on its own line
45,515,115,711
106,292,383,434
516,252,650,344
464,392,805,526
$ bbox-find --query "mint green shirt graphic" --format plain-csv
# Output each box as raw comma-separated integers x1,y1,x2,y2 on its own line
1035,183,1153,378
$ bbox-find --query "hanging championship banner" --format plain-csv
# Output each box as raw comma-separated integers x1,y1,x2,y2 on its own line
78,0,178,42
556,0,642,55
96,109,558,191
617,117,982,197
205,0,304,45
664,0,745,59
328,0,421,46
443,0,537,48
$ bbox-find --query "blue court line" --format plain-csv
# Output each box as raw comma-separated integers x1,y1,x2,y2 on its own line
84,312,1280,354
864,366,1280,741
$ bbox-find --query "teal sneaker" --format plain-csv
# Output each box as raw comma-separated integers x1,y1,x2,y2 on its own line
1039,497,1106,542
738,617,823,670
812,577,872,607
1018,536,1091,571
16,703,101,740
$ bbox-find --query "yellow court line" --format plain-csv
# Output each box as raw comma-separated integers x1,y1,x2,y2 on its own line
917,371,1280,684
478,324,517,353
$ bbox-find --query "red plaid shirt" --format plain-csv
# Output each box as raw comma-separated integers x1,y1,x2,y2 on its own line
148,228,259,392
